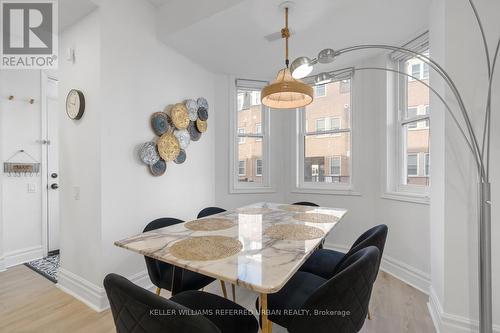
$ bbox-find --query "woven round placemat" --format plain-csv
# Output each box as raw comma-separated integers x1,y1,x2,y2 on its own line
170,103,190,129
264,224,325,241
277,204,316,212
157,133,180,161
236,207,274,214
293,213,340,224
185,218,235,231
169,236,242,261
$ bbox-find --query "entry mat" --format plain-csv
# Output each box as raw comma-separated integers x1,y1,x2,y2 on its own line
25,253,59,283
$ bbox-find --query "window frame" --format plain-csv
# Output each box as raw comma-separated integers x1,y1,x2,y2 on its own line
295,73,354,192
394,54,430,195
230,78,273,193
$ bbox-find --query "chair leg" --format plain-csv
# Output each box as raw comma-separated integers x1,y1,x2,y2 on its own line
220,280,228,299
231,284,236,302
156,287,161,296
368,309,372,320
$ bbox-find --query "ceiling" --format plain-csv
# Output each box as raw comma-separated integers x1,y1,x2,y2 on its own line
59,0,98,32
157,0,432,79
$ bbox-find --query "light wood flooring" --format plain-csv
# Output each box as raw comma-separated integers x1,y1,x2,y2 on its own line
0,265,435,333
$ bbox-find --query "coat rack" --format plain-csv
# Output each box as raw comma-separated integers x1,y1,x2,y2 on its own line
3,150,40,176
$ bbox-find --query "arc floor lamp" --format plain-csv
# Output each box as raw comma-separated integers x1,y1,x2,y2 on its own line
288,1,498,332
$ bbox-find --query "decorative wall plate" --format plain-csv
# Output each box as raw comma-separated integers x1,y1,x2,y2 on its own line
157,133,180,161
197,97,209,111
174,148,186,164
188,121,201,141
196,119,208,133
185,99,199,121
174,129,190,149
170,103,190,129
138,142,160,165
197,107,209,121
151,112,170,136
150,159,167,176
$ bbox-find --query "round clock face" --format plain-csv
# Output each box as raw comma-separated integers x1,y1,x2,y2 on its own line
66,89,85,120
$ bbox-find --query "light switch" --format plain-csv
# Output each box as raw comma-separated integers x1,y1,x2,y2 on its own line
27,183,36,193
73,186,80,200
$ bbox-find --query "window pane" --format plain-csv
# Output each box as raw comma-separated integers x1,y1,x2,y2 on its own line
315,84,326,97
304,132,350,184
237,86,265,185
404,51,430,187
404,122,429,186
304,79,351,185
238,138,262,183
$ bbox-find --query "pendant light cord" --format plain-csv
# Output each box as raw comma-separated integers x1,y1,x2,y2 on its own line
282,7,290,68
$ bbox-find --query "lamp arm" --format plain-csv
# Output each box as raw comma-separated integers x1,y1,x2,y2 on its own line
468,0,491,78
355,66,478,166
484,38,500,179
334,44,485,180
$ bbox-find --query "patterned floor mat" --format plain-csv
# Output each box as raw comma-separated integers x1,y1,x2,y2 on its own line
25,254,59,283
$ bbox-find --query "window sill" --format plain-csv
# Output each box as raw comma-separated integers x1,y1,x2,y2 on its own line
381,191,429,205
291,187,362,196
230,186,276,194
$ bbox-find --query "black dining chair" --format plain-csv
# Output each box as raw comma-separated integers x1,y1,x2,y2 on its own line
143,218,216,296
299,224,388,280
292,201,320,207
196,207,236,302
104,273,259,333
197,206,227,219
257,246,380,333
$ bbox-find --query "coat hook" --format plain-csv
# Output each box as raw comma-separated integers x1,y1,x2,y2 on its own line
8,95,14,100
29,98,35,104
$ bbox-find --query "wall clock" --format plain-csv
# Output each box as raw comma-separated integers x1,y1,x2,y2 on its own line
66,89,85,120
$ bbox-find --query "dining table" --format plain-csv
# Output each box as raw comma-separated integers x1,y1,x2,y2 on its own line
115,202,347,333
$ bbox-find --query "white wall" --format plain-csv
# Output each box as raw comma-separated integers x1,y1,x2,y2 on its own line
429,0,500,331
213,55,432,293
98,0,217,280
58,9,103,292
0,70,44,268
57,0,217,310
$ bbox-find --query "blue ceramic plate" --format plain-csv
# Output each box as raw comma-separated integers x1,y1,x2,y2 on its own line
151,112,170,136
188,121,201,141
150,158,167,176
174,149,186,164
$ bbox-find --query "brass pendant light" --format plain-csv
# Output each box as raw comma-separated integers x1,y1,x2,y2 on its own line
261,6,313,109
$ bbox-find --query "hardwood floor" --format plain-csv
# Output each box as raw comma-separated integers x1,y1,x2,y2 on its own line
0,265,435,333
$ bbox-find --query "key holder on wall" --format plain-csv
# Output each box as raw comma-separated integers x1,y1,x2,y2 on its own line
3,149,41,177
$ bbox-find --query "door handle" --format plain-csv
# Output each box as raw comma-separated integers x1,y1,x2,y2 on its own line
51,183,59,190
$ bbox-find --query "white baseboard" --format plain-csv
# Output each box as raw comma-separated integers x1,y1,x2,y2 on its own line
0,256,5,272
428,287,500,333
324,242,431,295
4,246,43,268
57,268,154,312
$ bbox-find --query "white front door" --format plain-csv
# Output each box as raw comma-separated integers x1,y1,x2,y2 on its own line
46,77,59,253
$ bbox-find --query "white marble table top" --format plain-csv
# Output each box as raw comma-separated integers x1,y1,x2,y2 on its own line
115,202,347,294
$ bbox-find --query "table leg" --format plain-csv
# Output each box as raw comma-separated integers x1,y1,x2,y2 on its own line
260,293,272,333
170,266,184,296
